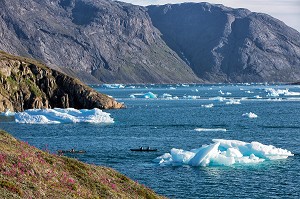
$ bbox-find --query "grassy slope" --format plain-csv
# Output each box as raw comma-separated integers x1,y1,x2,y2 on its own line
0,130,164,199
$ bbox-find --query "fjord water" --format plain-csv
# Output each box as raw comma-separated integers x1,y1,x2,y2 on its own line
1,84,300,198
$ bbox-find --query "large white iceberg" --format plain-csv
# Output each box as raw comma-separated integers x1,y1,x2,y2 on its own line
15,108,114,124
154,139,293,167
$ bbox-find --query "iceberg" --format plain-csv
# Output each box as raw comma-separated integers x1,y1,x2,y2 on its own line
195,128,227,132
154,139,293,167
0,109,15,116
201,104,214,108
103,84,125,89
265,88,300,97
226,99,241,105
129,92,157,99
242,112,258,118
14,108,114,124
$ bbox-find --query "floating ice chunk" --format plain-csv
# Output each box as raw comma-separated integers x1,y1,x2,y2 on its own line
242,112,258,118
245,91,254,94
201,104,214,108
195,128,226,132
265,88,300,97
15,108,114,124
103,84,125,89
162,93,173,100
154,139,293,167
254,95,262,99
169,87,176,90
210,97,225,102
226,99,241,105
184,95,200,99
129,92,157,99
219,90,225,95
0,109,15,116
181,84,189,87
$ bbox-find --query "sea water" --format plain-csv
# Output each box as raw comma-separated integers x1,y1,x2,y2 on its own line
1,84,300,198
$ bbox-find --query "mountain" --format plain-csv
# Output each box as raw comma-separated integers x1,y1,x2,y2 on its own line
0,51,124,112
0,0,200,84
0,0,299,83
0,130,163,198
147,3,300,83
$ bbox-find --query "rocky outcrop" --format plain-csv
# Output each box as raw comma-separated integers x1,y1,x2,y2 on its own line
147,3,300,83
0,0,200,84
0,51,124,112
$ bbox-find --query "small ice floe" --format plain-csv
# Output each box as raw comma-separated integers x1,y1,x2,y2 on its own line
245,90,254,94
201,104,214,108
0,109,15,116
130,92,157,99
265,88,300,97
183,95,200,100
153,139,293,167
254,95,262,99
225,99,241,105
210,97,225,102
194,128,227,132
242,112,258,118
103,84,125,89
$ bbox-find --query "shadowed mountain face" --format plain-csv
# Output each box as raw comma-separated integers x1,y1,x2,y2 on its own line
0,0,200,83
0,1,299,83
147,3,300,83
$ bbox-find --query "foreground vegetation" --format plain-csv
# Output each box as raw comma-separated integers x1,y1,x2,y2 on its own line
0,130,163,198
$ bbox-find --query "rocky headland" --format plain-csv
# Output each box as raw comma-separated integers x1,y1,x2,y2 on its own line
0,51,124,112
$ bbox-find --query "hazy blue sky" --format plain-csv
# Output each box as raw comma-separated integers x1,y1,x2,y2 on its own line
119,0,300,32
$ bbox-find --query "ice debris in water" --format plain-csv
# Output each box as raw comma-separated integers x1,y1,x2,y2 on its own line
103,84,125,89
201,104,214,108
242,112,258,118
0,109,15,116
153,139,294,167
265,88,300,97
14,108,114,124
195,128,227,132
130,92,157,99
226,99,241,105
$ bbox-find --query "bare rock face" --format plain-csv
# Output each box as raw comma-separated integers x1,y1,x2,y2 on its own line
147,3,300,83
0,51,124,112
0,0,200,84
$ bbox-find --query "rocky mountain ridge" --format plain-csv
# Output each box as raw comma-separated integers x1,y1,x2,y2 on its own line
0,51,124,112
0,0,299,83
0,0,200,84
147,3,300,83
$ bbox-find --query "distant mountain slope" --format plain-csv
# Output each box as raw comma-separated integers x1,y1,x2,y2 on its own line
147,3,300,83
0,51,124,112
0,0,200,83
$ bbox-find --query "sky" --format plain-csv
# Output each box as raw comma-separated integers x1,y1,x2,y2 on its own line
119,0,300,32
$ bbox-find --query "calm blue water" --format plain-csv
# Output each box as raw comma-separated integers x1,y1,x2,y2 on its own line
1,84,300,198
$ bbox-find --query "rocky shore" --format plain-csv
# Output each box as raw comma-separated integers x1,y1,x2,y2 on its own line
0,51,124,112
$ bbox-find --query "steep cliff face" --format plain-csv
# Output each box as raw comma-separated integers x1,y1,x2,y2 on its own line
147,3,300,83
0,0,200,83
0,51,124,112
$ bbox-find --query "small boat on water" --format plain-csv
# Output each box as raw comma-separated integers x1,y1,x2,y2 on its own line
130,147,158,152
57,149,86,154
